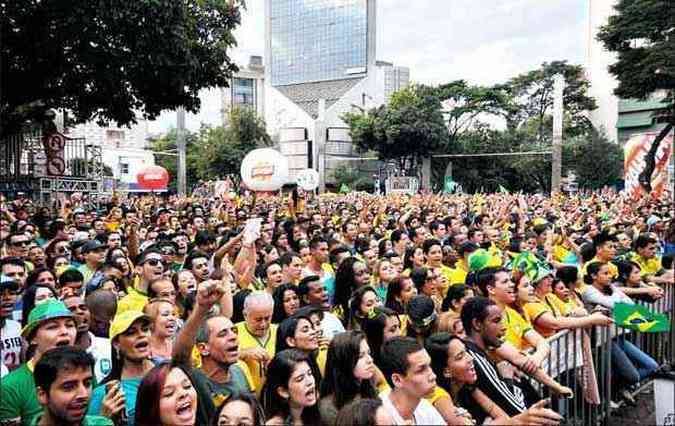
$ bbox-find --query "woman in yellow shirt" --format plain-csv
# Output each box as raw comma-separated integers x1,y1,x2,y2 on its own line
523,266,612,338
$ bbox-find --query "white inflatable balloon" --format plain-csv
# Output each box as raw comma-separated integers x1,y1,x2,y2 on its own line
296,169,320,191
240,148,290,192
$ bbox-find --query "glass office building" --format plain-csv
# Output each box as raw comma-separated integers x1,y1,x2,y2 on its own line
269,0,368,86
232,78,256,108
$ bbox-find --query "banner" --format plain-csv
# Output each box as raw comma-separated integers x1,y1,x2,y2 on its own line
614,302,670,333
623,131,673,198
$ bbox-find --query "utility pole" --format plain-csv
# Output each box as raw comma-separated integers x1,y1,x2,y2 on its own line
551,74,565,194
176,107,186,196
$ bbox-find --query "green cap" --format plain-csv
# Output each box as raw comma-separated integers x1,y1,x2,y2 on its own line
21,299,74,339
468,249,501,272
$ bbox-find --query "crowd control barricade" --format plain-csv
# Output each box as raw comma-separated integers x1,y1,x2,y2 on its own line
534,283,673,426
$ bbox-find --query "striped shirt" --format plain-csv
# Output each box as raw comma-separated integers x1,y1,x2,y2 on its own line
463,340,526,417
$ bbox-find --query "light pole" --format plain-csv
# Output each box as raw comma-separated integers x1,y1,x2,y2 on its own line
176,108,187,196
551,74,565,194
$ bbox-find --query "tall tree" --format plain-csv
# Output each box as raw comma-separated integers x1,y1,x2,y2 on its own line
342,84,448,175
597,0,674,192
436,80,510,144
193,107,273,180
504,61,597,142
1,0,243,137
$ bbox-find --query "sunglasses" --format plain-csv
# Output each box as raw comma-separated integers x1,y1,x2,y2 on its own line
10,240,30,247
144,258,165,267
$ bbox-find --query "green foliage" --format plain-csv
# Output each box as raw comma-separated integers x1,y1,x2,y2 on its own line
597,0,674,103
331,164,373,192
562,130,624,189
0,0,244,136
149,129,200,192
504,61,597,141
150,107,272,190
342,84,448,172
436,80,510,142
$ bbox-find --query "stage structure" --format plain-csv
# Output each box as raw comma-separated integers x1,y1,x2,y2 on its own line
0,128,105,204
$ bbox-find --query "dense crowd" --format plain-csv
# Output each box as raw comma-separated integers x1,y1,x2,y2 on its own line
0,187,673,426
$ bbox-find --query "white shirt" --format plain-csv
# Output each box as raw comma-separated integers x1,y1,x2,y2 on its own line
0,319,22,372
0,363,8,378
321,312,345,340
380,389,446,425
86,332,113,383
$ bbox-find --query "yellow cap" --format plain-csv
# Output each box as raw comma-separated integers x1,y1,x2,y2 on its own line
109,310,150,341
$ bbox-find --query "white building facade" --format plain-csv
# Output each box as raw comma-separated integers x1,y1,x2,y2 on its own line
264,0,409,190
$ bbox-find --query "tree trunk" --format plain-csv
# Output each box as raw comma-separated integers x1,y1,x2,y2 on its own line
638,121,673,193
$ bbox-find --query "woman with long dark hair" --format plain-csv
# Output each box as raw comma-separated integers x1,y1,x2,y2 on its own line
347,286,380,331
385,276,417,315
135,361,213,426
25,267,57,290
272,284,301,324
582,261,660,405
261,349,321,426
334,257,371,321
275,314,324,381
318,331,378,425
360,307,401,368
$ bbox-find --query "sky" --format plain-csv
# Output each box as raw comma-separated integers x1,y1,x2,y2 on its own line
148,0,589,133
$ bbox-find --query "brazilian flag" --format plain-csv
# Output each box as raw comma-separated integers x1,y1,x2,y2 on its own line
614,303,670,333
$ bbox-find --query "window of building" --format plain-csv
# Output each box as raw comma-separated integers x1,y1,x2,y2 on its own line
118,160,129,175
233,78,255,108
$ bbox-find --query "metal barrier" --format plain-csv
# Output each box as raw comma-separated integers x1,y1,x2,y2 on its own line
535,283,674,426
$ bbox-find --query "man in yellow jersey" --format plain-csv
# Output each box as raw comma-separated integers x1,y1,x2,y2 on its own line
235,291,277,391
631,234,673,285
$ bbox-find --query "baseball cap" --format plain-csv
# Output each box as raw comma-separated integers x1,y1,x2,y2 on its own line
109,310,150,341
81,240,105,254
21,299,74,339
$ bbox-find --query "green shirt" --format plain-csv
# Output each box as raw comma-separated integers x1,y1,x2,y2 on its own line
0,363,41,426
29,414,113,426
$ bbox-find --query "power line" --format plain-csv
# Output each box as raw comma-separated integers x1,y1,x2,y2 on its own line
431,151,552,159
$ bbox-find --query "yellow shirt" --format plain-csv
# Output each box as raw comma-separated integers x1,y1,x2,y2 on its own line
630,253,662,277
425,385,450,404
428,264,453,297
235,322,277,392
317,346,328,377
116,285,149,316
449,260,469,286
523,294,566,338
502,306,533,351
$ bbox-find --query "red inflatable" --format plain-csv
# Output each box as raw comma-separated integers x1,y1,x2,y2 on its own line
136,165,169,190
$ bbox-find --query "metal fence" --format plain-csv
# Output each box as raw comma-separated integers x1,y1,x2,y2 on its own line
535,283,674,426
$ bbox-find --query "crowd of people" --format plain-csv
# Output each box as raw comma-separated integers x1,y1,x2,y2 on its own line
0,187,673,426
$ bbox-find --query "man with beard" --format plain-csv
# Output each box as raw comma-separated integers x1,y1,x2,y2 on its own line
116,250,165,315
87,311,155,423
0,299,78,425
62,295,112,384
173,280,254,407
32,347,113,426
0,276,22,373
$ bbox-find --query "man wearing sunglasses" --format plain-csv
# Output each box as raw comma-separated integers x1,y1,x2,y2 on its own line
5,233,31,261
116,249,165,315
0,276,22,374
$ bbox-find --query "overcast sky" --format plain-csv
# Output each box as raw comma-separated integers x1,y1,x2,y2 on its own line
149,0,589,133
